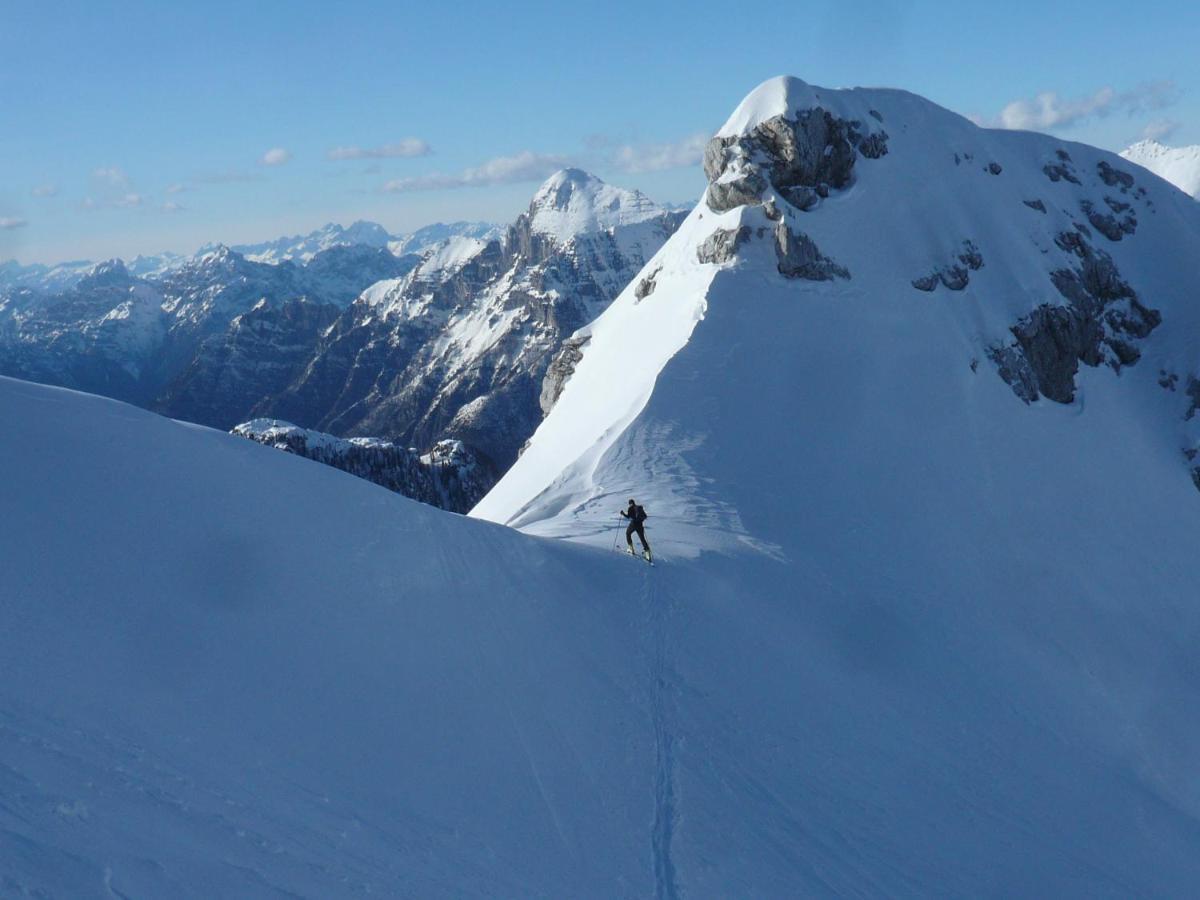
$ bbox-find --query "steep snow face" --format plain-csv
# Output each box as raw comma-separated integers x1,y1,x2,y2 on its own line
1121,139,1200,199
476,75,1200,557
527,168,665,243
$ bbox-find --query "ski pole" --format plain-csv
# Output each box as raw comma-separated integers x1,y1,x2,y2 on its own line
611,510,623,553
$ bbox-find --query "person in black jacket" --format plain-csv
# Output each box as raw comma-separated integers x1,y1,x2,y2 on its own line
621,498,651,559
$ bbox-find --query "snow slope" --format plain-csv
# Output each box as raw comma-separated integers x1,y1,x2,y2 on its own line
1121,139,1200,199
0,375,662,896
8,75,1200,896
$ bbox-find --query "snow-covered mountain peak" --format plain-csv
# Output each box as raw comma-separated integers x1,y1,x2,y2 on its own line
1120,140,1200,199
77,258,133,289
526,168,663,242
714,75,901,139
477,75,1200,562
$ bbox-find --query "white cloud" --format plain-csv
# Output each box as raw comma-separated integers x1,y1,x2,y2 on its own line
260,147,292,166
161,200,184,213
81,193,143,211
165,182,187,195
31,184,58,198
383,150,570,193
328,139,432,160
1141,118,1181,142
612,133,709,173
93,166,131,188
0,216,28,230
988,81,1179,131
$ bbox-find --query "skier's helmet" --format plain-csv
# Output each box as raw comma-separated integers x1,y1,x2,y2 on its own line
628,498,636,505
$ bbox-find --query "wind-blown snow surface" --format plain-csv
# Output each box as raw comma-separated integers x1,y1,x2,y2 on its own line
1121,140,1200,199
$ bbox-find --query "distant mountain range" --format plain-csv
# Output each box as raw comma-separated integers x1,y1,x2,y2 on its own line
1,220,501,293
0,175,686,506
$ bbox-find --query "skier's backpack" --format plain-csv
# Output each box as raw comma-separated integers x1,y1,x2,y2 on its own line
633,504,648,525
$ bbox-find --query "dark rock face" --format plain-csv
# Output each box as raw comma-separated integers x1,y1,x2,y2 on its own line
697,227,751,265
774,222,850,280
1097,160,1136,190
990,232,1161,403
703,108,889,214
1024,199,1047,213
1043,150,1082,185
1080,199,1137,241
986,162,1003,175
911,240,984,292
232,420,494,513
1186,377,1200,421
540,334,591,416
157,298,342,431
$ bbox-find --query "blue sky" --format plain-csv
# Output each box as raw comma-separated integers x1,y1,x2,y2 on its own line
2,0,1197,264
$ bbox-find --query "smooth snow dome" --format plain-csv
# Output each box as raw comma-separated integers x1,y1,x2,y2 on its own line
1121,139,1200,199
528,168,664,242
8,73,1200,897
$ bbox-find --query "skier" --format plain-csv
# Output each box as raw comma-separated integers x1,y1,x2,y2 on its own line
620,498,651,561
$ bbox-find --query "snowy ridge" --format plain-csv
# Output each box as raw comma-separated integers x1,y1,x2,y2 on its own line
1121,139,1200,199
232,418,493,512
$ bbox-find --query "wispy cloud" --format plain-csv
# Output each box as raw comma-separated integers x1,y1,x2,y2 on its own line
165,182,187,195
1141,118,1181,143
260,147,292,166
0,216,28,230
611,133,709,173
31,184,58,198
161,200,184,213
382,150,570,193
92,166,131,188
81,193,143,211
328,139,432,160
986,81,1179,131
190,170,266,185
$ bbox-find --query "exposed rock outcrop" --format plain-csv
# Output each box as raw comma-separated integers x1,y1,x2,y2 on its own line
911,240,984,292
774,222,850,280
697,227,751,265
703,108,889,214
540,334,591,416
990,232,1160,403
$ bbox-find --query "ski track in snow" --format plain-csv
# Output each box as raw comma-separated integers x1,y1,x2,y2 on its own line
645,570,680,900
